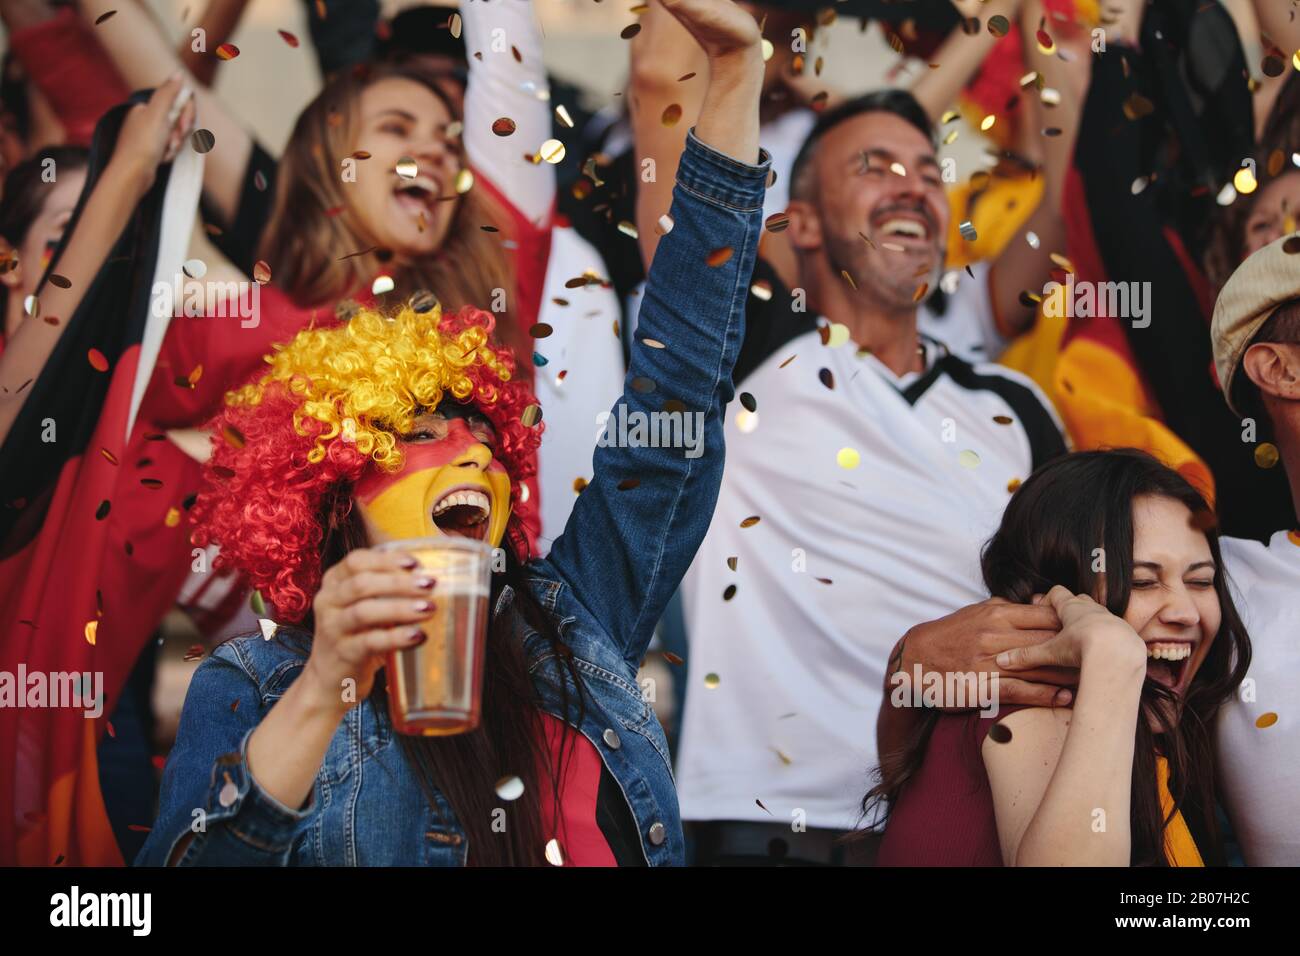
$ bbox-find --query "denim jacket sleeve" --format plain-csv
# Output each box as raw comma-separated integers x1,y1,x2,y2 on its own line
135,642,315,866
541,130,769,666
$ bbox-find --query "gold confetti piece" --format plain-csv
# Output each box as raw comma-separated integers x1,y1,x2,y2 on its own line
778,355,796,369
663,651,684,666
1019,70,1040,88
448,13,462,38
1255,442,1280,468
837,447,861,469
993,415,1014,425
495,775,525,800
48,273,71,289
572,477,589,495
740,515,761,528
279,29,300,47
555,104,574,129
942,128,959,146
979,114,996,131
620,23,642,40
1256,712,1278,729
491,117,516,137
530,322,553,339
544,839,564,866
678,71,696,82
755,798,772,814
750,280,772,301
988,723,1013,743
95,500,111,520
889,161,906,177
940,109,959,125
187,364,203,386
1283,235,1300,254
1007,477,1022,493
1040,87,1061,107
1233,165,1258,195
773,748,792,766
661,103,683,127
727,556,739,571
253,260,271,285
23,295,38,319
706,247,733,267
88,349,109,372
912,282,928,302
538,139,566,164
95,10,117,26
100,448,119,466
703,673,721,689
642,338,666,349
1123,93,1154,120
1294,50,1300,71
222,425,246,449
215,43,239,60
191,128,216,153
736,409,759,433
454,169,474,194
765,212,790,233
840,269,857,290
371,275,395,296
617,220,639,239
959,450,981,469
819,368,835,390
520,404,542,428
723,584,737,601
1049,252,1076,273
396,157,418,180
825,323,849,348
761,38,774,61
988,14,1010,37
256,618,277,641
959,220,978,241
85,621,97,646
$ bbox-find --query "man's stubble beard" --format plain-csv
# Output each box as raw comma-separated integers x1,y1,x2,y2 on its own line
824,230,944,313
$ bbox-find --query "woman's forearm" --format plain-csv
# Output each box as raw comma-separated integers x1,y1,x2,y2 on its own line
245,666,348,813
77,0,252,228
0,159,150,444
1014,640,1146,866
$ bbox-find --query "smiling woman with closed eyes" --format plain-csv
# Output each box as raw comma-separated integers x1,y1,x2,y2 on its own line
868,449,1252,867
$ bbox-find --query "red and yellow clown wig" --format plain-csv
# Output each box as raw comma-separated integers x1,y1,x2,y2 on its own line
190,302,542,622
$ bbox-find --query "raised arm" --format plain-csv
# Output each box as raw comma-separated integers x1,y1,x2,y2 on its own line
461,0,555,223
0,76,193,445
909,0,1024,124
983,587,1147,866
77,0,253,230
630,0,711,268
542,0,765,665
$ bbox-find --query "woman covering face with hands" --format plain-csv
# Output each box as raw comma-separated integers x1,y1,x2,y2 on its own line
868,449,1250,866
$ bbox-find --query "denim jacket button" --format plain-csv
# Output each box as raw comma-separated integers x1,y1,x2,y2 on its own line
602,728,621,750
648,822,666,845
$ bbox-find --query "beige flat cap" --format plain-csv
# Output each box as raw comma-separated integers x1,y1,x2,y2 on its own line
1211,232,1300,416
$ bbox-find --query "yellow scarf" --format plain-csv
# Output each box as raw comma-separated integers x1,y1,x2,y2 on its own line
1156,756,1204,867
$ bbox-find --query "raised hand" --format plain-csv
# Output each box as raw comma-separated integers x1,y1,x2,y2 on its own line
660,0,762,61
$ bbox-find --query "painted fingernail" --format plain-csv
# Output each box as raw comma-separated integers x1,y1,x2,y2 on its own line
414,576,436,590
996,652,1011,667
408,628,427,645
400,555,419,569
413,600,434,613
1054,689,1073,706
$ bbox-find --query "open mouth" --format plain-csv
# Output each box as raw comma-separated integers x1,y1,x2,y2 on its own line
393,174,443,218
1144,640,1195,692
430,486,491,541
870,208,934,246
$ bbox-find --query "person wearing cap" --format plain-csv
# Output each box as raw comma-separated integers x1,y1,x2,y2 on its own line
1208,233,1300,866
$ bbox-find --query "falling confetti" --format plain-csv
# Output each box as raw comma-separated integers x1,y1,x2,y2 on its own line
1255,712,1278,729
959,450,981,469
703,673,721,689
48,274,71,289
706,247,734,267
959,220,978,241
538,139,566,164
521,405,542,427
1234,165,1258,195
544,839,564,866
1007,478,1022,493
88,349,109,373
740,515,761,528
726,556,739,572
988,723,1013,743
94,11,117,26
492,117,517,136
495,775,525,800
765,213,790,233
85,621,98,646
448,13,462,38
979,114,996,132
661,104,683,127
1255,442,1280,468
215,43,239,61
258,619,277,640
620,23,642,40
836,447,861,469
191,129,216,153
818,368,835,390
371,275,395,296
253,261,271,285
655,214,674,236
988,15,1010,37
278,29,300,47
529,322,554,339
723,584,737,601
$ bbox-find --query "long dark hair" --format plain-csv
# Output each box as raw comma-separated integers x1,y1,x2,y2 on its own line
310,486,587,866
0,146,89,317
865,450,1251,865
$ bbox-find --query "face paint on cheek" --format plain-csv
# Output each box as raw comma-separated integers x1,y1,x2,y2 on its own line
353,441,514,546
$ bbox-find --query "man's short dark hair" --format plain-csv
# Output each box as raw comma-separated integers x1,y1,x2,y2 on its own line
1231,297,1300,424
788,89,936,202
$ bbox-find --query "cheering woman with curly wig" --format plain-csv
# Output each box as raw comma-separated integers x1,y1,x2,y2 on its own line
137,0,769,867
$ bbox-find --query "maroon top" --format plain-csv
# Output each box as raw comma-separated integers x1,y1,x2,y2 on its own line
877,705,1029,866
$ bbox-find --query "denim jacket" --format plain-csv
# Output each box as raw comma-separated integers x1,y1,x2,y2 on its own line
137,131,770,866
